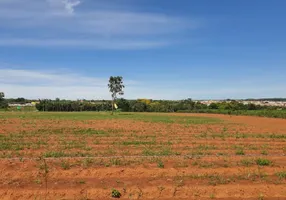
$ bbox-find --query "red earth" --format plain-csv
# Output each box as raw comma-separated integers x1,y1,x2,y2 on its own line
0,113,286,199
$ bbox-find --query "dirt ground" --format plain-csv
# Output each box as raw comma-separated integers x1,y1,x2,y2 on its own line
0,113,286,200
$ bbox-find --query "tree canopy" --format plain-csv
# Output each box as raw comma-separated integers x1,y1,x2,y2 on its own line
108,76,125,114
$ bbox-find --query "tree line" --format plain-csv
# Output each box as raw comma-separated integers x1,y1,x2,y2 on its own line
0,92,8,109
33,98,284,112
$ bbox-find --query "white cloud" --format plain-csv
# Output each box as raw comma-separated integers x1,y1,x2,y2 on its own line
0,68,106,87
0,68,135,99
0,0,197,49
0,38,169,49
47,0,81,15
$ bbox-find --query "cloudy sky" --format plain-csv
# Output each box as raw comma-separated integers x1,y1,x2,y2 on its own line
0,0,285,100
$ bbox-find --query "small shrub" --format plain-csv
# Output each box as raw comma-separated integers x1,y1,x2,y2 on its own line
256,158,271,166
111,189,121,198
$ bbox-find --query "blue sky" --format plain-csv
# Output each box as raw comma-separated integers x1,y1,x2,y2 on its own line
0,0,285,100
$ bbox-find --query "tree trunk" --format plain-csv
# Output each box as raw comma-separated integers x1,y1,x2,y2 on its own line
111,98,114,115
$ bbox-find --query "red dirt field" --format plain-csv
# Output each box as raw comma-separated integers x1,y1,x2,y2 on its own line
0,112,286,199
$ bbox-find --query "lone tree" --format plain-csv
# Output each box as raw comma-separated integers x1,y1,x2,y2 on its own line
108,76,124,114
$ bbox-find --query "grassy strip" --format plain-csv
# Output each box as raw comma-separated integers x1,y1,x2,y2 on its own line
177,109,286,119
0,112,222,124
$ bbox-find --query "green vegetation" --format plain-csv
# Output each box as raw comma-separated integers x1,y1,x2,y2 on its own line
1,93,286,119
275,171,286,180
240,159,255,167
60,160,71,170
235,149,245,155
0,92,8,109
111,189,121,198
157,160,165,168
256,158,272,166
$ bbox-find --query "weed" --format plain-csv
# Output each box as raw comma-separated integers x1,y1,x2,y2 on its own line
199,162,214,168
235,149,245,155
82,158,94,168
122,141,156,146
157,160,165,168
216,152,228,156
174,161,188,168
159,147,173,156
256,158,272,166
208,174,231,186
111,189,121,198
39,157,49,200
173,176,185,187
192,161,199,166
235,133,247,139
60,160,71,170
261,150,268,155
110,158,121,166
276,171,286,180
196,144,217,151
158,186,165,192
238,170,268,181
34,179,42,184
78,180,86,184
43,151,66,158
240,159,254,167
73,128,107,136
258,193,264,200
